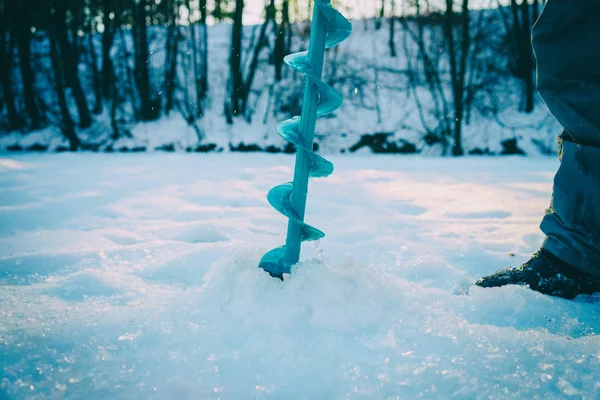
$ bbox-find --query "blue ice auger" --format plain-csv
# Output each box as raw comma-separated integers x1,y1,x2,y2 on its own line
259,0,352,278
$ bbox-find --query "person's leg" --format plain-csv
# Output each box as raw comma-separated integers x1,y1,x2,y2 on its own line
476,0,600,298
533,0,600,277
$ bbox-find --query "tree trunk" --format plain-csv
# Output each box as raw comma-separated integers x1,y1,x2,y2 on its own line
0,3,6,114
164,0,180,115
376,0,385,30
53,0,93,128
0,3,23,130
286,0,294,51
110,82,120,139
274,0,289,80
444,0,467,156
87,0,103,114
16,0,41,129
70,2,83,52
1,31,23,130
241,19,268,117
520,0,534,112
133,0,160,121
267,0,276,24
199,0,208,100
229,0,244,117
510,0,522,58
509,0,534,113
239,0,275,118
186,0,208,117
186,0,202,117
88,34,103,114
388,0,397,57
102,0,116,100
455,0,470,155
48,17,80,150
1,43,22,130
229,0,274,120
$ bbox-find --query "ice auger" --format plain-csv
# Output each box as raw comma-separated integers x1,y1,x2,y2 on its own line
259,0,352,278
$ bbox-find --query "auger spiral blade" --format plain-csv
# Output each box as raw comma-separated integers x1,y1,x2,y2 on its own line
259,0,352,278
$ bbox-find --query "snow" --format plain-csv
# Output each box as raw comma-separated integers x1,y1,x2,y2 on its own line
1,154,600,399
0,19,561,155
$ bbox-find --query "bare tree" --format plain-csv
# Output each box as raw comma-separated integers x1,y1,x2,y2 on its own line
227,0,244,120
0,1,23,130
400,2,452,154
16,0,42,129
109,29,136,140
498,0,535,113
274,0,290,81
186,0,208,117
199,0,209,100
518,0,533,113
164,0,181,114
132,0,160,121
389,0,397,57
52,0,93,128
48,2,80,150
444,0,470,156
376,0,385,30
102,0,117,101
85,0,103,114
401,0,502,155
228,0,277,121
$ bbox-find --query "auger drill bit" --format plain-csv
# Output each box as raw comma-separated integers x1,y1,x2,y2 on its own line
259,0,352,278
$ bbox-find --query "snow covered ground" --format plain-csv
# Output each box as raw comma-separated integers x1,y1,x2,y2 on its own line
1,154,599,399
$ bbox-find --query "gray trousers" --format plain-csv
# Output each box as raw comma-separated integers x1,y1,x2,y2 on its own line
533,0,600,277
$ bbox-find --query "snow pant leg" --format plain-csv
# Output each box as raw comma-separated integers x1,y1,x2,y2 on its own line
540,140,600,277
533,0,600,277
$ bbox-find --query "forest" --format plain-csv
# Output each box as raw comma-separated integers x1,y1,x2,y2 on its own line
0,0,556,155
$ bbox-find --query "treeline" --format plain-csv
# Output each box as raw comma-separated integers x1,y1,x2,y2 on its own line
391,0,545,155
0,0,545,155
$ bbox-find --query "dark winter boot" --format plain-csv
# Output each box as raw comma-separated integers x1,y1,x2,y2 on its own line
476,248,600,299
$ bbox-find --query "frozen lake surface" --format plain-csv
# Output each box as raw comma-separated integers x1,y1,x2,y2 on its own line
1,154,599,399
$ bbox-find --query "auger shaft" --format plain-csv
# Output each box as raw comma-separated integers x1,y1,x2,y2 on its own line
283,1,329,266
258,0,350,277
